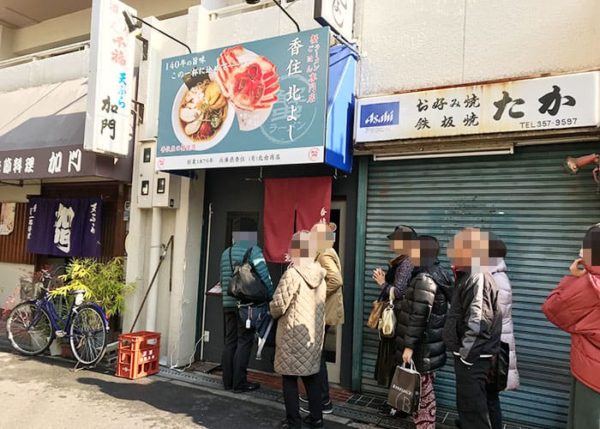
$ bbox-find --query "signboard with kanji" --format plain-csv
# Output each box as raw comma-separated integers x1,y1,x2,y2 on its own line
156,28,330,171
355,72,600,142
84,0,136,157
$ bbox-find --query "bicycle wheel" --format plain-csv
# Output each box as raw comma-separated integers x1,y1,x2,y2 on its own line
69,304,107,366
6,302,53,355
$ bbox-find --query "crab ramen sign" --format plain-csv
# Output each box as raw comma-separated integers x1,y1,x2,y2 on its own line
157,28,330,171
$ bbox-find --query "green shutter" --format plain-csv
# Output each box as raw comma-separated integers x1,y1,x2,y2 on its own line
361,142,600,428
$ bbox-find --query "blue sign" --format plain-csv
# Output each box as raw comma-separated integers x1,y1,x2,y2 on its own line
157,28,330,171
324,44,357,173
359,101,399,128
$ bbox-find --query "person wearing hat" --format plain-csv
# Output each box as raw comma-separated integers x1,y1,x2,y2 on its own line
372,225,418,387
299,222,344,416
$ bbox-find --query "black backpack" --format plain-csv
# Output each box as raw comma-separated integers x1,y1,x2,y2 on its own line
228,247,268,303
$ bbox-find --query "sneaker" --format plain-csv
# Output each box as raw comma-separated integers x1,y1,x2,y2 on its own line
299,395,309,404
300,400,333,415
302,415,324,428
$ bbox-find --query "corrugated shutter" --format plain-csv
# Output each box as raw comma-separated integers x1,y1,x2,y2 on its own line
361,142,600,428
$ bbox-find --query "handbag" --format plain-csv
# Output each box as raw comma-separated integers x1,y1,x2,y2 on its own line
367,294,386,329
388,361,421,414
378,288,396,338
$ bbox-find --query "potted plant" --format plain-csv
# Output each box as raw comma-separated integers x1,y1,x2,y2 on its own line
51,257,135,344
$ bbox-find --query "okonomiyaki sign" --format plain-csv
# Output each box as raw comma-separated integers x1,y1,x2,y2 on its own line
157,27,330,171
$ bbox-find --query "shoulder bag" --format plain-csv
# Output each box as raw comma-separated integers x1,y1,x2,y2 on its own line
378,288,397,338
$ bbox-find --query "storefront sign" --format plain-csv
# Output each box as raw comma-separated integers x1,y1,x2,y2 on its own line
26,198,102,258
356,72,600,142
314,0,355,41
84,0,136,157
157,27,330,171
0,146,96,180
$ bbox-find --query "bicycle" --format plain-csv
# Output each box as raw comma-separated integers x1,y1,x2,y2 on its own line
6,268,109,367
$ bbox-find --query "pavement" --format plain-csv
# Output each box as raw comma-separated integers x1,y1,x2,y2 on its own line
0,347,374,429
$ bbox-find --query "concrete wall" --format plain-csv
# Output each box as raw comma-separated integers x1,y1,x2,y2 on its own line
5,0,199,57
0,50,89,92
357,0,600,96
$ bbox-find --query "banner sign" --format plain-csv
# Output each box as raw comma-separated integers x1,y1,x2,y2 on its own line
356,71,600,142
84,0,136,157
26,198,102,258
157,27,330,171
325,44,356,173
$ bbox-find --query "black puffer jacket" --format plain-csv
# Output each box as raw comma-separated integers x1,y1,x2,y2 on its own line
395,262,453,374
442,270,502,364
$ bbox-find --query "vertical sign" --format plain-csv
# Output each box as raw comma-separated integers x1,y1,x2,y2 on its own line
84,0,136,157
314,0,355,41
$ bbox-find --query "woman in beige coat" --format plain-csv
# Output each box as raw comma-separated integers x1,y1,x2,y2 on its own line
270,230,327,429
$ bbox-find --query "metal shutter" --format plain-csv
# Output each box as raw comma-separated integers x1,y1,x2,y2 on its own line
361,142,600,428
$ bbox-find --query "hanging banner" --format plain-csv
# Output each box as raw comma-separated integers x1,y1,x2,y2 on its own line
26,198,102,258
356,71,600,142
0,203,16,235
157,27,330,171
84,0,136,157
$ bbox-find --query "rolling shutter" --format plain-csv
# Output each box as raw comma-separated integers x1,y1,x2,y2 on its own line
360,142,600,428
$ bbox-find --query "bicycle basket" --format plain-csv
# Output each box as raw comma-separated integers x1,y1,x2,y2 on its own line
19,278,43,301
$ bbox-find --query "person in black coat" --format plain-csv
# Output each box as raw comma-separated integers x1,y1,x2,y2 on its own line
443,228,503,429
396,235,452,428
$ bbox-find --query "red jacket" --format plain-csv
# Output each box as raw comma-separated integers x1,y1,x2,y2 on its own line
542,271,600,393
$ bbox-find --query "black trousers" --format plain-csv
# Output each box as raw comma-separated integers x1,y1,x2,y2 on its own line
454,357,502,429
317,325,331,403
282,373,323,425
221,309,256,390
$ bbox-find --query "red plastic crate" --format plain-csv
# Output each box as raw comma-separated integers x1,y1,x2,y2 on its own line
115,331,160,380
117,331,160,352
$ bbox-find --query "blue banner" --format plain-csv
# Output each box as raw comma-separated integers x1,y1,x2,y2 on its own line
157,28,330,171
324,44,357,173
26,198,102,258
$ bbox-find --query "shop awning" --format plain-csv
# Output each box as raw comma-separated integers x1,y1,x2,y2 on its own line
0,78,132,181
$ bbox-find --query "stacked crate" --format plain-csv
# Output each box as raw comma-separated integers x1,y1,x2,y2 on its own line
115,331,160,380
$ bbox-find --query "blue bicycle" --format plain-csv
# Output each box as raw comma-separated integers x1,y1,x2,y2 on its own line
6,269,109,366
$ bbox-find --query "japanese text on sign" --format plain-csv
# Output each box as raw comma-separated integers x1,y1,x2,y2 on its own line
356,71,600,142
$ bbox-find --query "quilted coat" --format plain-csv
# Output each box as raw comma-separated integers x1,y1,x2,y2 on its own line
395,262,452,374
316,248,344,326
270,261,327,376
490,259,520,391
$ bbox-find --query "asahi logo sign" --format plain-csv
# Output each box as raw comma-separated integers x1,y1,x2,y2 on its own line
314,0,355,41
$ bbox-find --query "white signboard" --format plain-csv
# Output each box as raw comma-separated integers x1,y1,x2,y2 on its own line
314,0,354,41
84,0,136,157
356,72,600,142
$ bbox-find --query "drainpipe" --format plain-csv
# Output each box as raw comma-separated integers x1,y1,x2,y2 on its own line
146,207,162,332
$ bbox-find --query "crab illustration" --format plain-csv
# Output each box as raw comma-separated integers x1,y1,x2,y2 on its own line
216,46,280,111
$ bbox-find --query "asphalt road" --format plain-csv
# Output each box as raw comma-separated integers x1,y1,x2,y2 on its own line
0,349,360,429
